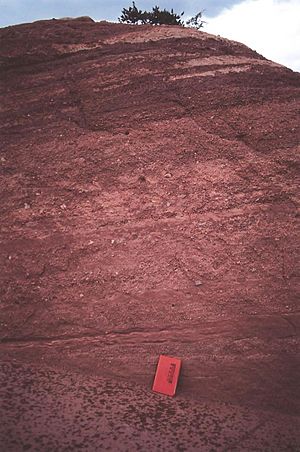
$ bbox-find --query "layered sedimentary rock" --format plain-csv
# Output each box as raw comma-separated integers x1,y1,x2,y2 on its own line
0,18,299,449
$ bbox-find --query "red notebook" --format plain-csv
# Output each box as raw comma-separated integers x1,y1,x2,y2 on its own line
152,355,182,396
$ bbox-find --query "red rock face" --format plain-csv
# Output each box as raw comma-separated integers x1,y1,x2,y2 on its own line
0,19,299,449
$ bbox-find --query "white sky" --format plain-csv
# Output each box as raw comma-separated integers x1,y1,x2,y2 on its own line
204,0,300,72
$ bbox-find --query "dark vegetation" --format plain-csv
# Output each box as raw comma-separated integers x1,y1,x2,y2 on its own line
119,2,205,28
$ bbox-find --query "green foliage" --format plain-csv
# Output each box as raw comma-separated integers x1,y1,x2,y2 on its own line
186,11,206,30
148,5,184,26
119,2,185,26
119,1,145,24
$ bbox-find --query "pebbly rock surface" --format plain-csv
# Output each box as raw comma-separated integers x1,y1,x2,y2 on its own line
1,361,299,451
0,18,300,450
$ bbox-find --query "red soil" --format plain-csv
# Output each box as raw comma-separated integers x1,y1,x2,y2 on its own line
0,17,299,450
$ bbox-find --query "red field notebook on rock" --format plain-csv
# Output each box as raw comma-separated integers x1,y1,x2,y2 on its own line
152,355,182,396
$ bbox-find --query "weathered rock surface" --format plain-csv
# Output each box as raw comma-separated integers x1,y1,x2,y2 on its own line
1,361,299,451
0,18,299,450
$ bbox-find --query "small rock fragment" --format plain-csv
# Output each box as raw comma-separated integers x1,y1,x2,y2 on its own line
195,280,203,286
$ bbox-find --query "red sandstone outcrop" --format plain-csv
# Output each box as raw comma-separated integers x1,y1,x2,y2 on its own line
1,19,299,450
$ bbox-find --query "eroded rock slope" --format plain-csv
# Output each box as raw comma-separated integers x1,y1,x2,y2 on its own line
0,17,299,449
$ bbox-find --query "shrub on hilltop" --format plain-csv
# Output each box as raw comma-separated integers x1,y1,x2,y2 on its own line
119,2,205,28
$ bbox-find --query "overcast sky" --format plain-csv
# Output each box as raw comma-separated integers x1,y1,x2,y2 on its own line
1,0,299,71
